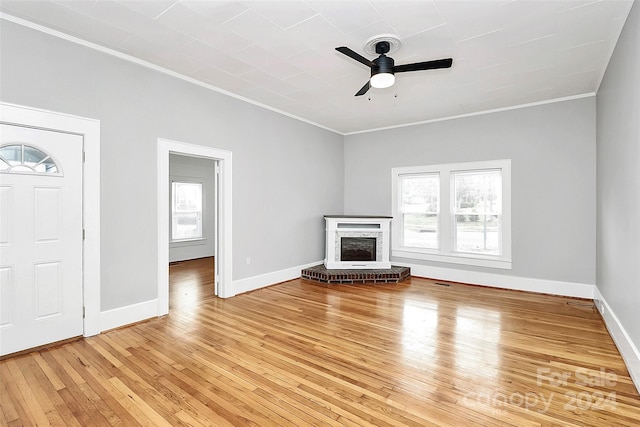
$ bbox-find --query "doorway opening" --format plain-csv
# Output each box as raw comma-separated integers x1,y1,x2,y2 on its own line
168,153,217,310
157,139,233,317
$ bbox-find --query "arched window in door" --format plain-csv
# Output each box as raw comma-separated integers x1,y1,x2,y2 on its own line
0,144,60,174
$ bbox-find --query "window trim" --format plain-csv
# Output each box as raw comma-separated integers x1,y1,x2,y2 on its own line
391,159,512,270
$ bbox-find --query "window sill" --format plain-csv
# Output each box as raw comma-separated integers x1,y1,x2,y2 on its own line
170,238,207,247
392,248,512,270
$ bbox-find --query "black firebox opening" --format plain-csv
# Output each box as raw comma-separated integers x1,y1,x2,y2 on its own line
341,237,376,262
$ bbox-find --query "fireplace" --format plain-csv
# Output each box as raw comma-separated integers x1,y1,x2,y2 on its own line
324,216,392,269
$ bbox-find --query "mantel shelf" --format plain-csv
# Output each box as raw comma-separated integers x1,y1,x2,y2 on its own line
324,215,392,219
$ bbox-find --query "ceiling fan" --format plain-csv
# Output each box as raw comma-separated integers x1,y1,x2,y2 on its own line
336,36,453,97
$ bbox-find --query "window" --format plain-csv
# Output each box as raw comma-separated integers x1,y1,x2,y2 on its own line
171,182,203,241
392,160,511,269
399,173,439,249
0,144,59,174
453,169,502,255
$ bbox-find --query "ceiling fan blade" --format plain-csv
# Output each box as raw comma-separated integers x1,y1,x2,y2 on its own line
355,81,371,97
393,58,453,73
336,46,375,68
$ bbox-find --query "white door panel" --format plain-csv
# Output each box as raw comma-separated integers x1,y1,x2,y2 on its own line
0,266,13,326
0,185,11,244
0,124,83,355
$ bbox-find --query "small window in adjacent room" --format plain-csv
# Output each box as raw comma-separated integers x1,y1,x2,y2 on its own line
171,181,203,241
392,159,511,269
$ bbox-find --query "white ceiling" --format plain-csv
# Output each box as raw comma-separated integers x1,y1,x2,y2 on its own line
0,0,634,134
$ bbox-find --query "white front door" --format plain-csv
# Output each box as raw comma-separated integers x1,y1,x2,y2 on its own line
0,123,84,356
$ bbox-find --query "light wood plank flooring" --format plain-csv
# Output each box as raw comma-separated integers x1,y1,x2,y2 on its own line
1,261,639,426
169,257,215,310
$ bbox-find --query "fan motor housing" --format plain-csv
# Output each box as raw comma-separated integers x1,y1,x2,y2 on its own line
372,55,394,76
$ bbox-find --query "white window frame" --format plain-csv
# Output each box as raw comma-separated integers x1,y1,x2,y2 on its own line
392,159,511,269
170,179,205,243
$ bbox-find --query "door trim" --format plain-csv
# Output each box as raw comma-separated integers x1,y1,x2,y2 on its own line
0,102,101,336
157,139,233,315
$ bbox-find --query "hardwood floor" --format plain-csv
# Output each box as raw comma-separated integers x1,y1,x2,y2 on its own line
169,257,215,310
2,266,639,426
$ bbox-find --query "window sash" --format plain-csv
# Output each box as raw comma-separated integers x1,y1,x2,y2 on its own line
399,173,440,250
453,214,502,255
453,169,502,215
171,182,203,241
452,169,502,256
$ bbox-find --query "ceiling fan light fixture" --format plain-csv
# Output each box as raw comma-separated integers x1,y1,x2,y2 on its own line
336,35,452,97
370,72,395,88
371,54,395,88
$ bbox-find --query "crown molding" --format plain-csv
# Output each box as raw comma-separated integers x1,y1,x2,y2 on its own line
1,13,599,138
343,92,596,136
0,13,342,136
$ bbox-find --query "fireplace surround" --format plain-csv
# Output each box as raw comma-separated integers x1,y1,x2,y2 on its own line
324,215,392,269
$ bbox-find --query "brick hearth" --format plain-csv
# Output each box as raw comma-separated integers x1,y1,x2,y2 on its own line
301,264,410,284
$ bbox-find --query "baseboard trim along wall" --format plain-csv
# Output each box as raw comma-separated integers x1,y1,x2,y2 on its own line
399,262,595,299
593,287,640,394
98,261,323,331
232,260,594,299
232,261,324,296
99,299,159,332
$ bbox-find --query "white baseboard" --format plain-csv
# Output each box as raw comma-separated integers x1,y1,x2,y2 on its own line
99,299,159,332
593,287,640,394
232,260,323,296
397,262,594,299
231,260,594,299
99,261,323,330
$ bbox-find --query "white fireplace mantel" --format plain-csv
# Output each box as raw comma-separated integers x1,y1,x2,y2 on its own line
324,215,392,270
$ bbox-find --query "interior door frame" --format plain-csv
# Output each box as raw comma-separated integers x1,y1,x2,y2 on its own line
0,102,101,336
157,139,233,315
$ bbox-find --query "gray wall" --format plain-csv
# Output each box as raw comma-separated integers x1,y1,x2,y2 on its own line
344,98,596,285
596,2,640,351
0,21,344,310
169,154,215,263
